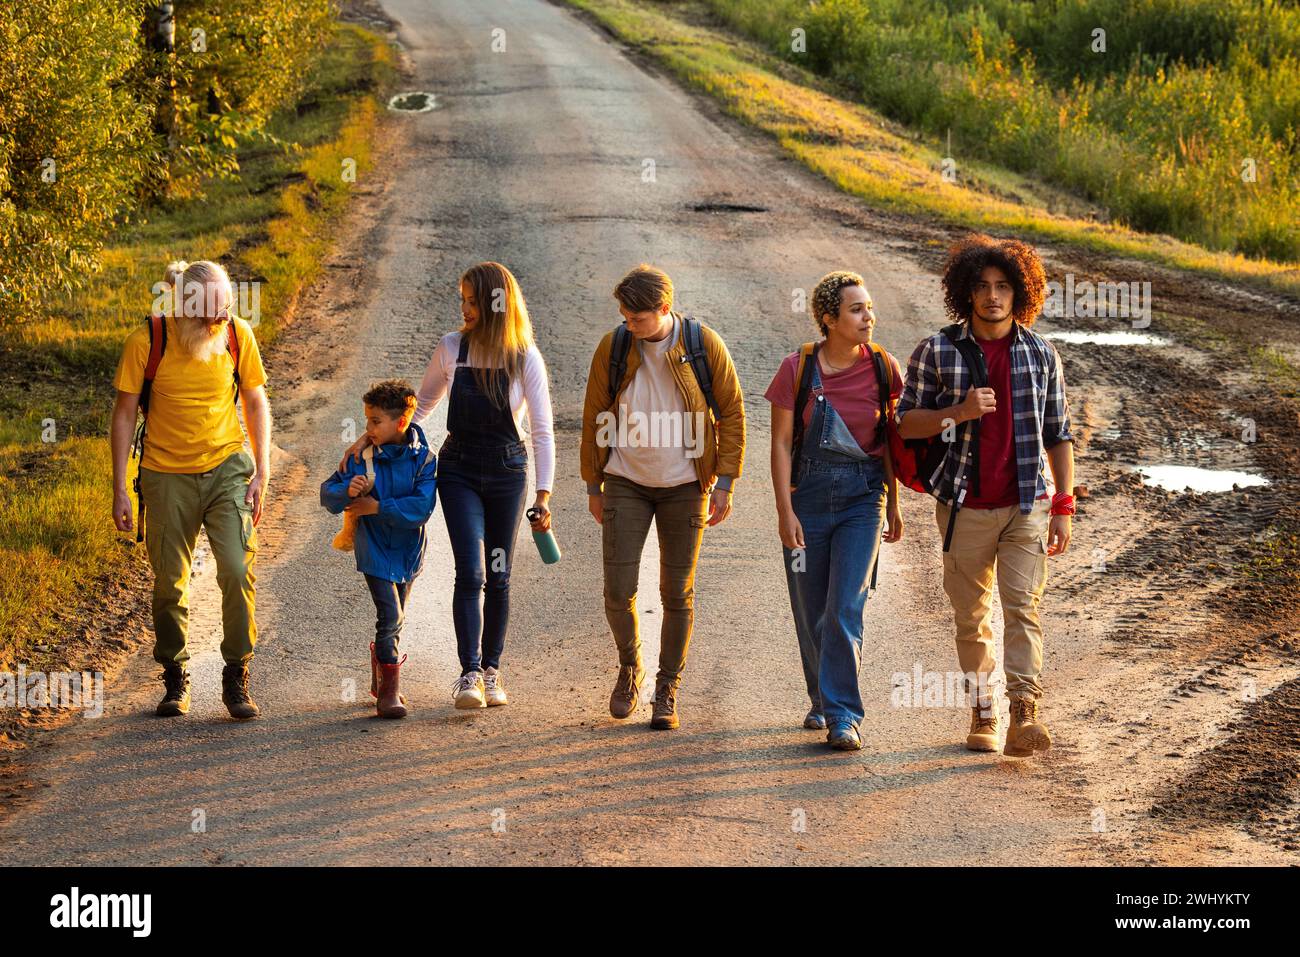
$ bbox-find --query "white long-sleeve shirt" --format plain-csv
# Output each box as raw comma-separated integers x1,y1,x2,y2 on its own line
413,331,556,492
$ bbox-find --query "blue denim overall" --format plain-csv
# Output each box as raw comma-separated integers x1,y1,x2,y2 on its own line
783,359,887,729
439,335,529,675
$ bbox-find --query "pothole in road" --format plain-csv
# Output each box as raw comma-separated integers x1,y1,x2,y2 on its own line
1132,464,1271,493
388,91,436,112
1041,330,1169,346
690,202,769,214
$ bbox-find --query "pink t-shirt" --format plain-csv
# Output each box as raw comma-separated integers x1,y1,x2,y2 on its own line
765,345,903,456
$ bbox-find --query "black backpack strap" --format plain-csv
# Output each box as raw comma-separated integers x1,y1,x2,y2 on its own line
790,342,819,487
679,315,723,421
938,322,990,550
608,325,632,403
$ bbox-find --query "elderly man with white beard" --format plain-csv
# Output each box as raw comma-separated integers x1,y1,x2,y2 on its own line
110,260,271,719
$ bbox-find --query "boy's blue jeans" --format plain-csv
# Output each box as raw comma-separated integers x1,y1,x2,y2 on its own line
365,575,411,664
782,455,887,729
438,442,529,675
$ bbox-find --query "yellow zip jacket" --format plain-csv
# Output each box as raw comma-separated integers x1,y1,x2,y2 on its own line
581,317,746,495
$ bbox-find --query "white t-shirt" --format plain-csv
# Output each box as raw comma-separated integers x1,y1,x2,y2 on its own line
605,317,699,489
413,331,556,492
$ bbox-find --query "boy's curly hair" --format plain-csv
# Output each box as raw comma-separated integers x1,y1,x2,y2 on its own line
363,379,418,420
810,270,865,337
941,235,1046,327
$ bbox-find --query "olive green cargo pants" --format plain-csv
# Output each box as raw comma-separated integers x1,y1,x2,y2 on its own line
139,450,258,666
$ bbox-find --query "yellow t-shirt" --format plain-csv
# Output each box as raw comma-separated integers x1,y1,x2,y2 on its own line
114,316,268,473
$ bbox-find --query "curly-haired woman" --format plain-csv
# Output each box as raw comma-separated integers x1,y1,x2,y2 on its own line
895,234,1076,758
765,271,904,751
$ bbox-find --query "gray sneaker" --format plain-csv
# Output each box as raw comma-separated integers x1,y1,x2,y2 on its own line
452,671,486,709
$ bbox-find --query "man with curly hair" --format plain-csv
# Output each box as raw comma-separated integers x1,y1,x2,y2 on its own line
896,235,1075,757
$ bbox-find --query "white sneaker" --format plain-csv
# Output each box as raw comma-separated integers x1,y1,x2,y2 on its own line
452,671,486,709
483,667,508,707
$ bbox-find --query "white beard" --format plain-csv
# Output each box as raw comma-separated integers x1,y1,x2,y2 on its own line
175,316,227,362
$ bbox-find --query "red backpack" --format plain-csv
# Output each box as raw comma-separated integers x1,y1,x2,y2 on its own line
130,314,241,541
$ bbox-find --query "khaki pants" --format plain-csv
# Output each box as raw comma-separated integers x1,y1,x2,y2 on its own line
139,450,259,666
935,499,1049,702
601,475,708,685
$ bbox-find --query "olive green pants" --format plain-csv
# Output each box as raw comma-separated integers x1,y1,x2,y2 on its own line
139,450,259,666
601,475,708,685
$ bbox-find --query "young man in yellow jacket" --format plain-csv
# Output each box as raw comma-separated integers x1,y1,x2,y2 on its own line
581,265,746,730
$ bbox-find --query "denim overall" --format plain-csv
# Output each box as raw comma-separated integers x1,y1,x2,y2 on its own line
783,358,887,729
439,336,529,675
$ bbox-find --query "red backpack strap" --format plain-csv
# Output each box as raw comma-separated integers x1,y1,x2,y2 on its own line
139,314,167,415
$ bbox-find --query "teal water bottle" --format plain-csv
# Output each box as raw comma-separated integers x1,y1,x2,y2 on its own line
526,506,561,564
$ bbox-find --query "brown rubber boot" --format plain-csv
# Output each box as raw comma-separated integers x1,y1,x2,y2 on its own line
221,663,261,720
650,678,679,730
966,700,999,752
376,656,408,719
369,642,379,698
609,663,645,719
1003,696,1052,757
156,664,190,717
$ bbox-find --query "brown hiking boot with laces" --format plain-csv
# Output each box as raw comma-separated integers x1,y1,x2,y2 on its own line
221,663,261,720
965,700,998,752
156,664,190,717
609,664,645,719
1004,696,1051,757
650,678,679,730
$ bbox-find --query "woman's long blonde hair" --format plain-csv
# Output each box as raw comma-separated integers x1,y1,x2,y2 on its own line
460,261,534,409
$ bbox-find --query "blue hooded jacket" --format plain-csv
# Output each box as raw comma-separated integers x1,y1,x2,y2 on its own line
320,423,438,583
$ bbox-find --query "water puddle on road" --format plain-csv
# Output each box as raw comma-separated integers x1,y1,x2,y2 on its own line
388,91,436,112
1041,330,1170,347
1133,465,1270,493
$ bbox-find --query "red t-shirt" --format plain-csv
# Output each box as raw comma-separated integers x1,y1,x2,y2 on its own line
964,333,1019,509
765,345,903,456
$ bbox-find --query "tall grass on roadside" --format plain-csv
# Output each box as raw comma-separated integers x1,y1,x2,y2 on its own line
702,0,1300,263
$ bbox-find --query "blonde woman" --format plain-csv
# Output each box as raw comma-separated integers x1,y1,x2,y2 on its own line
343,262,555,709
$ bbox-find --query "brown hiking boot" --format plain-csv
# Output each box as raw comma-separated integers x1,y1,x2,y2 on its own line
156,664,190,717
966,701,999,752
221,663,261,720
609,664,644,719
1004,696,1051,757
650,679,679,730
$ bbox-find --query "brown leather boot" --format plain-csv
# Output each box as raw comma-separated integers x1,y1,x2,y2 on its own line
609,663,645,719
966,701,999,752
1004,696,1052,757
156,664,190,717
376,655,408,719
221,663,261,720
650,678,679,730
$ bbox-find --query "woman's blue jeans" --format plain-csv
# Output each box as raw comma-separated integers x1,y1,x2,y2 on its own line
438,441,529,675
782,455,887,728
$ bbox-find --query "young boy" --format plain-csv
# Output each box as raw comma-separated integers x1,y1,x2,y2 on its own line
321,380,437,718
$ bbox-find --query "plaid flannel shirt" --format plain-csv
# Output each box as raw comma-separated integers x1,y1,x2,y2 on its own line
894,321,1073,513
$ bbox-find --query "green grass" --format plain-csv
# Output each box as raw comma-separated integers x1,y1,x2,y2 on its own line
0,22,397,670
562,0,1299,295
